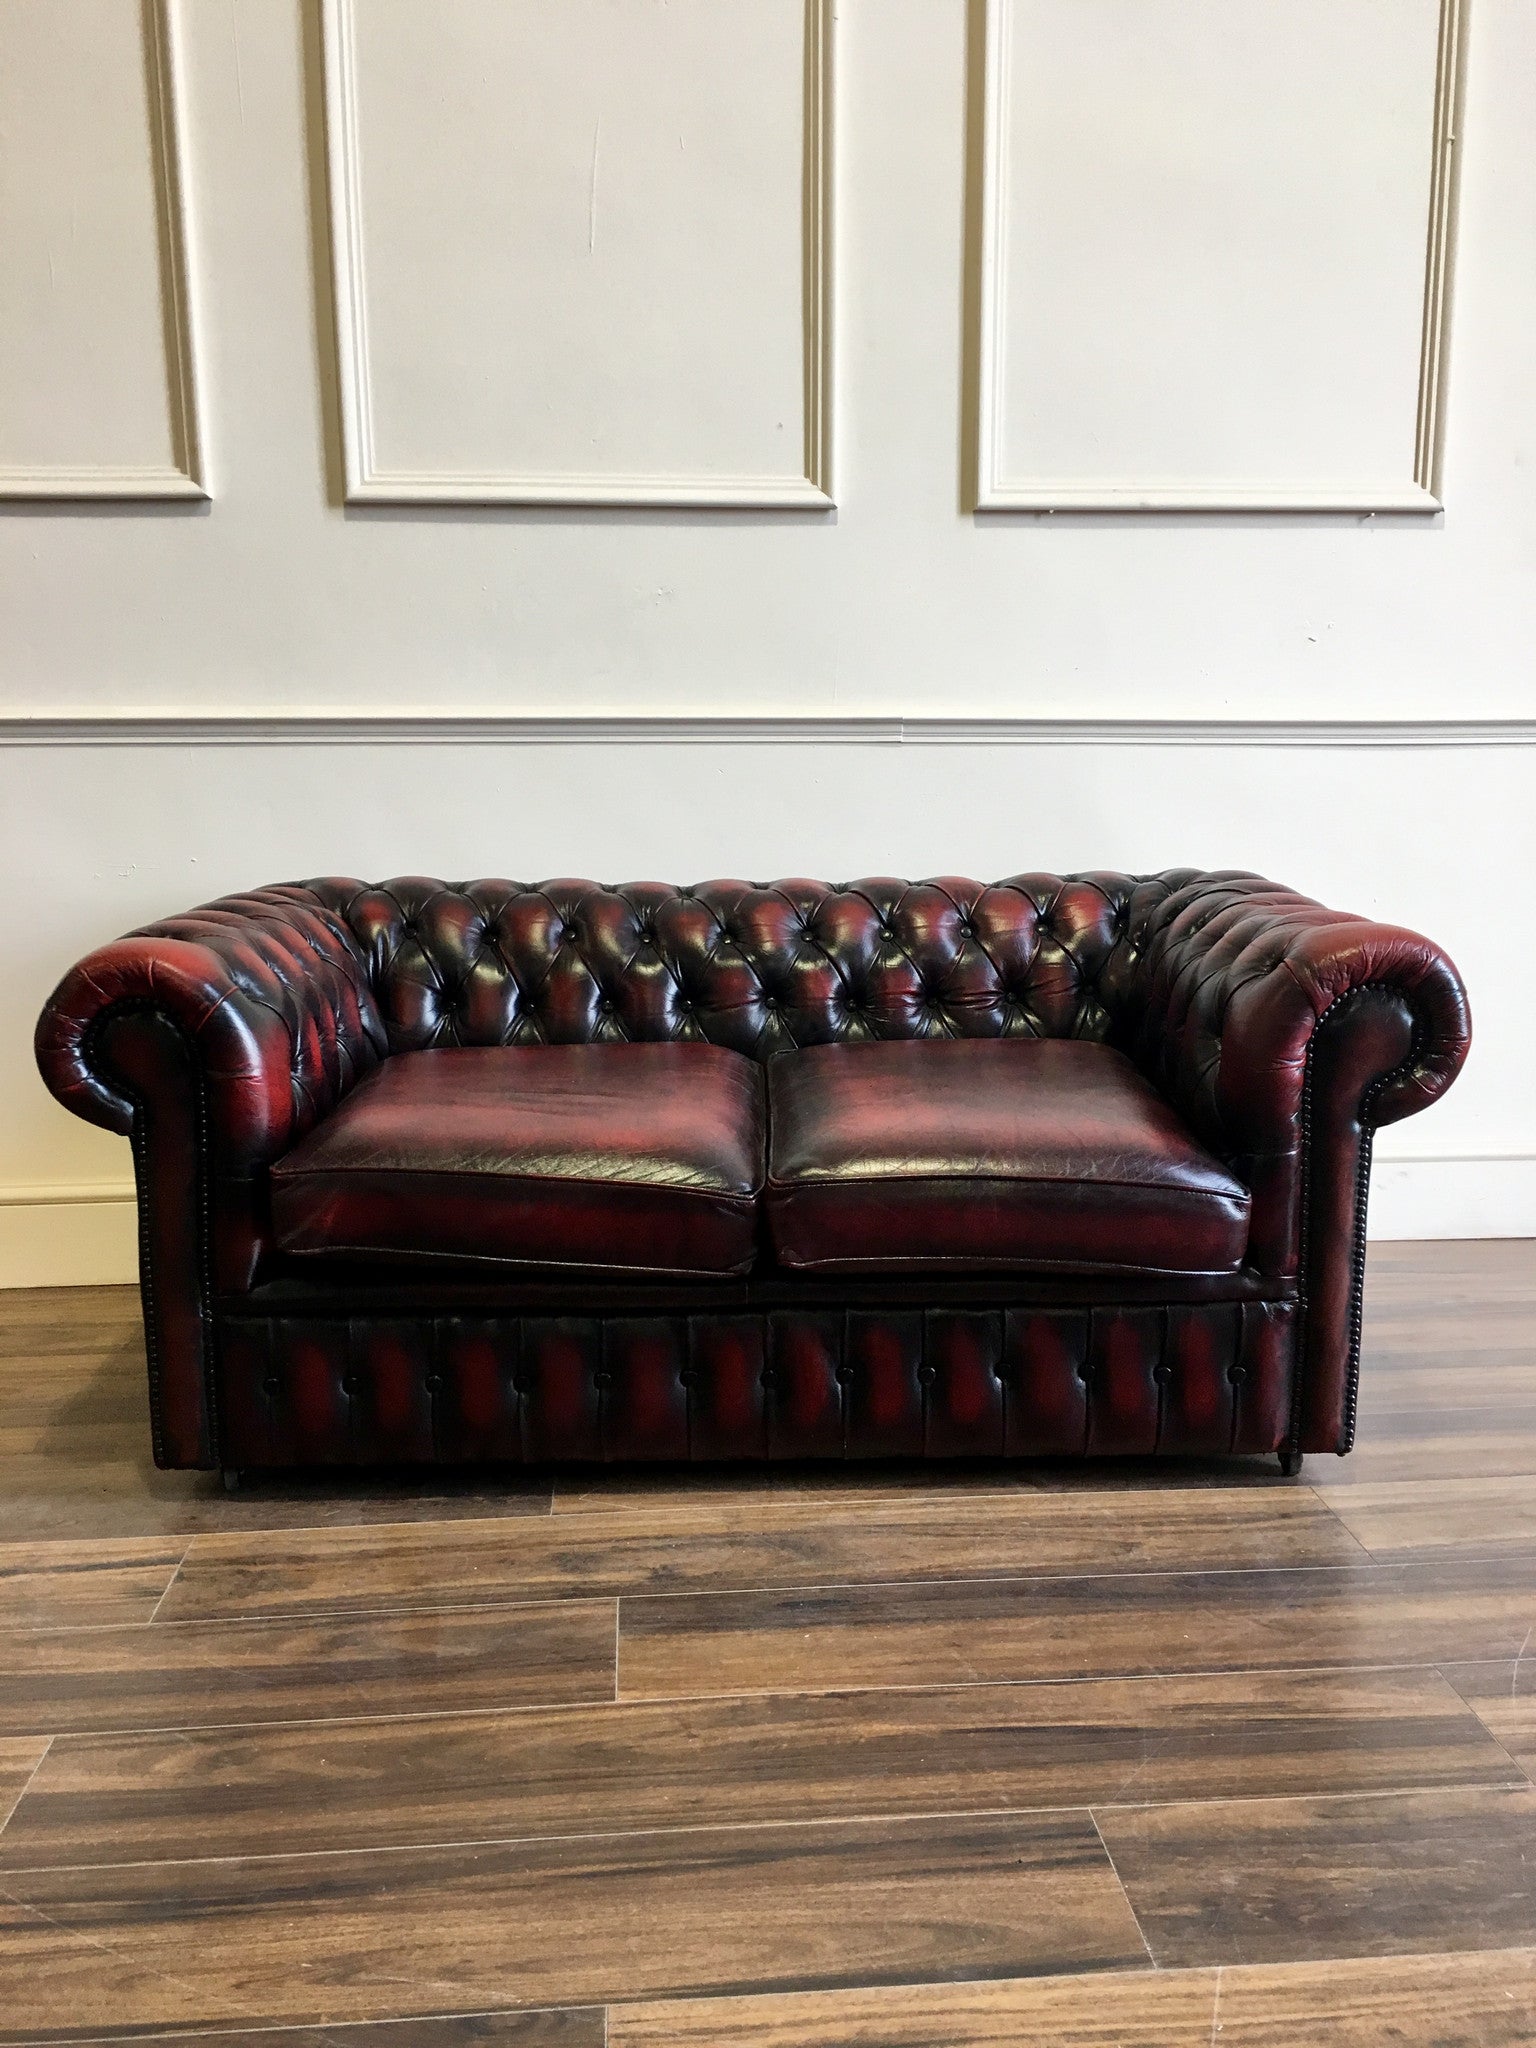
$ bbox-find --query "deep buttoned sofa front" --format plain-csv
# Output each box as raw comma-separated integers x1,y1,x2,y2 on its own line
36,870,1470,1480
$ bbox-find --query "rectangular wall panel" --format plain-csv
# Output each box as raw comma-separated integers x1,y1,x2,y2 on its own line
323,0,833,507
0,0,205,499
973,0,1462,512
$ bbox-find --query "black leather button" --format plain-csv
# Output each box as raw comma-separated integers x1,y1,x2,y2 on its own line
262,1375,281,1396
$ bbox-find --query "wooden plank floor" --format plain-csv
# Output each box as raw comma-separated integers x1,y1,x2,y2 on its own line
0,1239,1530,2044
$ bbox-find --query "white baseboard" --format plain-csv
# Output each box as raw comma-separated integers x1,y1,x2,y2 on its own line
0,1157,1529,1288
1367,1153,1536,1241
0,1187,137,1289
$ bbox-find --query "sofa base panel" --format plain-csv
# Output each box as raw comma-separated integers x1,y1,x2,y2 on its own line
212,1300,1297,1470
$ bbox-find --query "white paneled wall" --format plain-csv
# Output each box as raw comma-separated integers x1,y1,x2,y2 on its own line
975,0,1456,510
1,0,1532,1283
323,0,832,504
0,0,204,497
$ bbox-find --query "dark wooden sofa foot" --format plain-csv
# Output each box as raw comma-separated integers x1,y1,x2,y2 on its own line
1278,1447,1303,1477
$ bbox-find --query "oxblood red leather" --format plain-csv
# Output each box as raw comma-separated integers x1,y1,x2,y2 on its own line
270,1043,764,1277
766,1040,1250,1277
218,1299,1296,1467
33,871,1471,1473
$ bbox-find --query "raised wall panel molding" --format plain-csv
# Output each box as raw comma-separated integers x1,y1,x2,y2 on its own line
0,0,206,502
3,712,1534,749
321,0,834,509
973,0,1465,514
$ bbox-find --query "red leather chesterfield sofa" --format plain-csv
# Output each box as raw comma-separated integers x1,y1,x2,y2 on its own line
35,871,1470,1481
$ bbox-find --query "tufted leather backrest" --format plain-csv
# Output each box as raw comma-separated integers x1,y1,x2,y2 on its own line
304,875,1156,1060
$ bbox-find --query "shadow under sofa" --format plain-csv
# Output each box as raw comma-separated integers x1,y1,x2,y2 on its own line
34,869,1471,1481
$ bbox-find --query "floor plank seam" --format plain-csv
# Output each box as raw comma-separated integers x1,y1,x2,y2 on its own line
142,1544,191,1626
0,1695,624,1744
0,2004,604,2046
169,1503,555,1547
6,1591,625,1637
0,1653,1492,1746
1298,1482,1380,1562
0,1877,216,2033
0,1738,53,1843
1088,1773,1529,1817
1434,1661,1536,1788
1088,1808,1159,1970
0,1800,1122,1879
136,1553,1427,1632
612,1657,1489,1708
4,1770,1530,1878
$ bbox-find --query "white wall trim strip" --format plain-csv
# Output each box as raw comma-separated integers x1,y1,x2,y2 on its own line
2,713,1533,748
0,1196,138,1290
1369,1154,1536,1242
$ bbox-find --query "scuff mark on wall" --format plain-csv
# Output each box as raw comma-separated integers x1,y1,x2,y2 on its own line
588,116,601,254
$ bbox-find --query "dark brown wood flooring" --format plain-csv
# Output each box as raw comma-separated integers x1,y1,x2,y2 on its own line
0,1238,1531,2043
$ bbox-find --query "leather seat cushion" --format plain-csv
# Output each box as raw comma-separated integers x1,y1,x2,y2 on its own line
270,1044,765,1277
766,1040,1251,1277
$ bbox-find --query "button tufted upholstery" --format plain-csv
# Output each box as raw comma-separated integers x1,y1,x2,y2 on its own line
35,869,1470,1473
301,873,1140,1056
218,1298,1297,1467
271,1043,765,1278
765,1040,1251,1278
37,884,385,1157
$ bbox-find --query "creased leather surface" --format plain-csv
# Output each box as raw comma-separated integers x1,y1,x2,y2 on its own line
766,1040,1250,1277
271,1043,765,1277
35,870,1470,1469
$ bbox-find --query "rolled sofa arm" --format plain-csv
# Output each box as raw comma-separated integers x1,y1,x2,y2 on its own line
1117,870,1471,1453
35,886,385,1466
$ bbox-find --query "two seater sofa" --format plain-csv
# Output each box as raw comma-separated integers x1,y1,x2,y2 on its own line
35,870,1470,1480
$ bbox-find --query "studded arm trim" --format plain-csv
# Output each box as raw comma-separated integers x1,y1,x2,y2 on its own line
1121,871,1470,1157
1116,870,1472,1453
35,886,386,1161
34,889,388,1469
